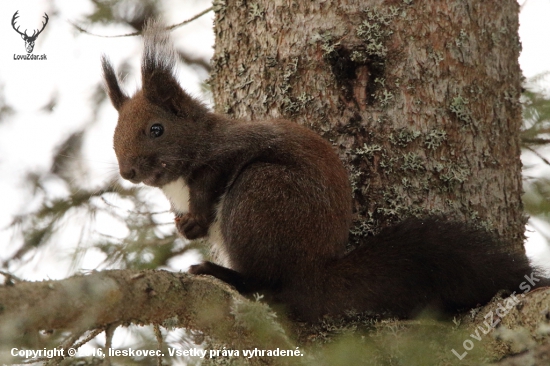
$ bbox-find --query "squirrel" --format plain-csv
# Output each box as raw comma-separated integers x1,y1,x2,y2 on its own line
102,21,549,323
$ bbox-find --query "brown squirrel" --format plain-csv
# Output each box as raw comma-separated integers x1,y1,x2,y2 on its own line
102,21,549,323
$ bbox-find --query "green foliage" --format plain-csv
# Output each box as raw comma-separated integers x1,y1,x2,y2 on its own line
302,315,490,366
521,83,550,144
521,77,550,231
7,123,177,269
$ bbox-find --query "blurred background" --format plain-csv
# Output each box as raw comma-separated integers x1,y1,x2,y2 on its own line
0,0,549,362
0,0,214,282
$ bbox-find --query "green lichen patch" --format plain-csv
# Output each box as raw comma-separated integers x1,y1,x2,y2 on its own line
376,89,394,108
318,32,341,58
283,92,313,115
435,163,470,189
401,152,424,171
354,143,383,159
389,128,421,147
356,7,399,58
348,165,364,194
279,57,304,116
424,129,447,150
247,3,264,23
449,95,473,124
349,214,378,238
379,154,398,174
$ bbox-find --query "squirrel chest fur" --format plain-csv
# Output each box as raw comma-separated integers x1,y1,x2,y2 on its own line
102,21,548,323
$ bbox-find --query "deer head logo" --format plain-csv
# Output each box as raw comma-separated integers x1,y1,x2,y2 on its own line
12,11,49,54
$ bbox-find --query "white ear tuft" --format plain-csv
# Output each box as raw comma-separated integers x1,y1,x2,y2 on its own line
141,19,177,80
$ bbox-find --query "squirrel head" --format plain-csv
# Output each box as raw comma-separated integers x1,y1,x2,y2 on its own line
102,20,209,187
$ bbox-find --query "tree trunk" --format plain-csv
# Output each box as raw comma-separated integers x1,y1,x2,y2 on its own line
210,0,525,251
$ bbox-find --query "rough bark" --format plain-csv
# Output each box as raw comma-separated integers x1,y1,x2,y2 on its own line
462,286,550,363
210,0,525,251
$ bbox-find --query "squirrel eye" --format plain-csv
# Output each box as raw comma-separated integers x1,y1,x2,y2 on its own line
150,124,164,138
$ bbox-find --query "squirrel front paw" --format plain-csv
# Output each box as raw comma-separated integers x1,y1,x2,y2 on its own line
175,213,209,239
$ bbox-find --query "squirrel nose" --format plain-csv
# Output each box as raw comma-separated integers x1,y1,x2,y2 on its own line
120,167,137,181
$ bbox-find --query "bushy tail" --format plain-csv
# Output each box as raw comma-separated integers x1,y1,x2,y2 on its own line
322,217,548,318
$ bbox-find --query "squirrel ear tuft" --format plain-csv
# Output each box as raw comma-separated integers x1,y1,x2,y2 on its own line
101,55,128,111
140,19,202,117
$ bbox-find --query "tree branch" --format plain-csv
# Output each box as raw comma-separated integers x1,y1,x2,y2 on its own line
70,7,213,38
524,146,550,167
521,137,550,145
0,269,293,360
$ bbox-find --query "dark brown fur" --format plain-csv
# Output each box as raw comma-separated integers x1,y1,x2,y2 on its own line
102,21,549,323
